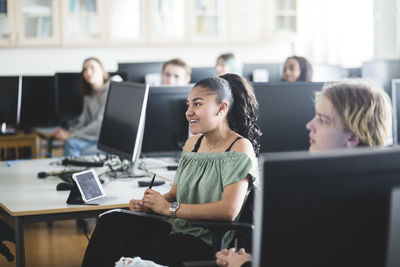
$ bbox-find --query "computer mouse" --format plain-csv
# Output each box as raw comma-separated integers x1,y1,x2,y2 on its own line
56,182,73,191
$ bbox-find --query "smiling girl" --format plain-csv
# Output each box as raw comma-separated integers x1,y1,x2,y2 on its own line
82,74,261,267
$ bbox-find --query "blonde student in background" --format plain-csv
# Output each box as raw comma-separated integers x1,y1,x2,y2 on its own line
161,58,191,86
215,53,243,77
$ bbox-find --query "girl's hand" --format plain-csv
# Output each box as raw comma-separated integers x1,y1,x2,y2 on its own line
142,189,170,216
129,199,149,213
53,128,70,141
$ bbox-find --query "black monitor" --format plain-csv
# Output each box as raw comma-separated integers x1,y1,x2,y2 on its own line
98,82,149,175
254,147,400,267
117,62,164,83
386,187,400,267
191,67,215,83
391,79,400,144
0,76,21,127
55,72,84,122
253,82,325,152
20,76,57,128
141,85,192,156
243,63,283,82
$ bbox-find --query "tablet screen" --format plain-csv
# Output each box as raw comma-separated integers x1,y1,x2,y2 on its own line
72,169,105,202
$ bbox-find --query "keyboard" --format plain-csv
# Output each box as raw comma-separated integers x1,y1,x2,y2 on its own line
62,158,104,167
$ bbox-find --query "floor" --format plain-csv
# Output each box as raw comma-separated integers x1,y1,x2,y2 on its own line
0,215,93,267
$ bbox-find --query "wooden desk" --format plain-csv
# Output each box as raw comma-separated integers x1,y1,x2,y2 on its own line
0,132,38,161
0,158,172,267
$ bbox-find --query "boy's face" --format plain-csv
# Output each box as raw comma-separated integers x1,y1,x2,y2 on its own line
162,64,190,85
306,96,358,151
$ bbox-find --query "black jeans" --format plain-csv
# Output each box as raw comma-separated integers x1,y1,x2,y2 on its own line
82,212,214,267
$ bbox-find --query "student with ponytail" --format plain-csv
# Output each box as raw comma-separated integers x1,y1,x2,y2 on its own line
82,74,261,267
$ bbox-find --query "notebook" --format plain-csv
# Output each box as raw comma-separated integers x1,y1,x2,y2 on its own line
66,169,116,205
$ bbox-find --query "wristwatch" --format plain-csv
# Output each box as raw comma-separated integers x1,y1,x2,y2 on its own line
169,202,180,218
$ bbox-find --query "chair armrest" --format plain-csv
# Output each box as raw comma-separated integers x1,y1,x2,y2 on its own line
188,220,254,251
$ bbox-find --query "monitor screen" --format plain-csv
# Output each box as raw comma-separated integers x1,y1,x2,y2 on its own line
0,76,21,126
55,72,84,122
253,82,325,153
118,62,164,83
191,67,215,83
141,85,192,156
98,82,149,162
254,147,400,267
20,76,57,127
391,79,400,144
243,63,283,82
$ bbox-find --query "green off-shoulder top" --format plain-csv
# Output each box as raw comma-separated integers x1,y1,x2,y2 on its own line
168,150,259,248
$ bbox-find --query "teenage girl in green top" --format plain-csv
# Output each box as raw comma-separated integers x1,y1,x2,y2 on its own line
82,74,262,267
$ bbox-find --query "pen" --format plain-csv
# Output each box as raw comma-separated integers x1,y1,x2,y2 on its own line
149,174,156,189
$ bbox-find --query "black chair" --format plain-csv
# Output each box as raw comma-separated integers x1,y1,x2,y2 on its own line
183,190,255,267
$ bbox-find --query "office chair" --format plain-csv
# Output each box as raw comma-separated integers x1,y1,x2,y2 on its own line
0,219,15,262
183,190,254,267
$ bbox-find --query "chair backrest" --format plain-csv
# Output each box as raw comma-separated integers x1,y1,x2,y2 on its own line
231,190,254,252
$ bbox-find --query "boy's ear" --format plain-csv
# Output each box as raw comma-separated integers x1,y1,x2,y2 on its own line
346,133,360,148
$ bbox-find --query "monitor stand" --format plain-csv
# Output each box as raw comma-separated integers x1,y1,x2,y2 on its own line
126,160,148,178
1,122,17,135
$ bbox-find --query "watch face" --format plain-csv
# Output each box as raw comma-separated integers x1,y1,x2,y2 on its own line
170,202,179,210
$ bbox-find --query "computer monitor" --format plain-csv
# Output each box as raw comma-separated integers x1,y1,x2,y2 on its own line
386,186,400,267
0,76,21,127
362,60,400,97
141,85,193,157
54,72,84,122
391,79,400,144
253,82,325,152
20,76,57,128
253,147,400,267
191,67,215,83
98,82,149,175
117,62,164,83
243,63,283,82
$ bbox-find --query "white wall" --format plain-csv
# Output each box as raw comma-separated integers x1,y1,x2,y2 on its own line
0,41,292,75
1,0,399,75
373,0,399,60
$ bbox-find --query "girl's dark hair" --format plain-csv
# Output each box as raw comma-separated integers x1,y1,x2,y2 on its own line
194,74,262,156
283,56,313,82
81,57,110,96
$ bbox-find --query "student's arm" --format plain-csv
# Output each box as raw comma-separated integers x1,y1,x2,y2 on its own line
142,178,248,221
